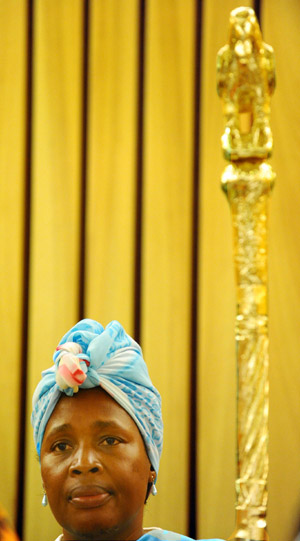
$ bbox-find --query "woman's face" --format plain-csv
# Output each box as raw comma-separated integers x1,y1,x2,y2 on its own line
41,387,153,541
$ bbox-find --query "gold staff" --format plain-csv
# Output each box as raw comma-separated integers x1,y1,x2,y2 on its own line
216,7,276,541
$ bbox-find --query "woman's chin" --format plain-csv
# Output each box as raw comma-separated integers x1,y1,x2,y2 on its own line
62,520,121,541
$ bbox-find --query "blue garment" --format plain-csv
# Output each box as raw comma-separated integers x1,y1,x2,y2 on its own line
139,530,223,541
31,319,163,485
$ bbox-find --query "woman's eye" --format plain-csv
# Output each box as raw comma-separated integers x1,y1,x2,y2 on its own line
103,437,119,446
53,442,70,452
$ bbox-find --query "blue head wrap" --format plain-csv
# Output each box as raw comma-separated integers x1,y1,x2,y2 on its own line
31,319,163,489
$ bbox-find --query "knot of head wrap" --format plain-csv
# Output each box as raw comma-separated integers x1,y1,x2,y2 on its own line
31,319,163,489
55,342,89,392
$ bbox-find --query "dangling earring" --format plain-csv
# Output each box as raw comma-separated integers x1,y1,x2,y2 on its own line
145,471,156,503
42,492,48,507
151,484,157,496
150,472,157,496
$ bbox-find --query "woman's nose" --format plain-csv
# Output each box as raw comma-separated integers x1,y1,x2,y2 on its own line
69,446,103,475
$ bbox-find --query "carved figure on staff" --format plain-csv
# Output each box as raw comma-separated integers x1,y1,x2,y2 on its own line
217,7,276,161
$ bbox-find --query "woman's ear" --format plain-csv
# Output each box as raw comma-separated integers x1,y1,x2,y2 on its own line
148,469,156,485
145,467,156,503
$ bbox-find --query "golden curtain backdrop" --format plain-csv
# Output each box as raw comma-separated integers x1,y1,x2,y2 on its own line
0,1,299,541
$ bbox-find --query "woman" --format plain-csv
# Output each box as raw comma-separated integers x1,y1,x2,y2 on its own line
32,319,224,541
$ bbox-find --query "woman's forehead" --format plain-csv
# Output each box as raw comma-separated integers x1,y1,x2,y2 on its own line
45,387,136,433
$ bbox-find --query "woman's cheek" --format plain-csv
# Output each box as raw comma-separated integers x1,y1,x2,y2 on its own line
41,456,65,488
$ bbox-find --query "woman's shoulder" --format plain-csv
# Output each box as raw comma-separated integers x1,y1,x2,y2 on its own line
141,528,224,541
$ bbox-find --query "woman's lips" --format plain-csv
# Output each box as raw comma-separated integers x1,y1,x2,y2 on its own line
69,485,112,509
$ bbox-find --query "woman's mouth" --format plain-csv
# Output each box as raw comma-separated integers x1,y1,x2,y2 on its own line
69,485,112,509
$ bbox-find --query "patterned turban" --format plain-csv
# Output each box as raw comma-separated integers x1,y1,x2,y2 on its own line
31,319,163,489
